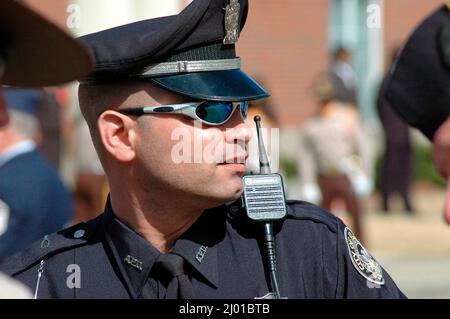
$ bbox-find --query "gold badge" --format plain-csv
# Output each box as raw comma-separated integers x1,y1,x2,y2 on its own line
223,0,241,45
344,227,384,285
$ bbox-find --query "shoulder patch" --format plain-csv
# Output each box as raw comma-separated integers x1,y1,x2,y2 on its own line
344,227,384,285
0,214,103,276
285,200,339,233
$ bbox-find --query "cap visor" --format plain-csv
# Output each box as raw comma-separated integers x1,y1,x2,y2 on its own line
0,0,92,87
149,69,269,102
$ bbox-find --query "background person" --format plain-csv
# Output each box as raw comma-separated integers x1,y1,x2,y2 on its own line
385,4,450,222
0,87,73,259
0,0,92,297
298,74,372,242
376,50,414,214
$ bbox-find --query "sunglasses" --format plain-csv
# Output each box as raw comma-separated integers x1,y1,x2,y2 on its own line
117,101,248,126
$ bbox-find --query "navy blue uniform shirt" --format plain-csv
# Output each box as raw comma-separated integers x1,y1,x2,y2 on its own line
0,148,73,259
0,199,405,299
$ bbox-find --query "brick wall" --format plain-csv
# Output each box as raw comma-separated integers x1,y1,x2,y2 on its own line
21,0,447,128
238,0,331,128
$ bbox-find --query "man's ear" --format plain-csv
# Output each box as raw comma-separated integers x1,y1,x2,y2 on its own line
98,110,136,162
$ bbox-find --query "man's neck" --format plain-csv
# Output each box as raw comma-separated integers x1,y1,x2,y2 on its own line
0,131,35,169
109,186,208,253
0,130,27,154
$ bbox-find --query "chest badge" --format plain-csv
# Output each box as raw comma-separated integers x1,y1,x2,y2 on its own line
344,227,384,286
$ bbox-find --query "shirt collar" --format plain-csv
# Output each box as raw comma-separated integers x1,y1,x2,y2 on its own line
171,204,228,290
102,198,227,298
0,140,36,168
102,200,159,298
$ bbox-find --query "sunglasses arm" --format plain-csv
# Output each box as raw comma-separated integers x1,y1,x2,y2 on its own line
141,103,198,115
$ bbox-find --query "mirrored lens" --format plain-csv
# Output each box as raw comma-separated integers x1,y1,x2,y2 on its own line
195,102,234,124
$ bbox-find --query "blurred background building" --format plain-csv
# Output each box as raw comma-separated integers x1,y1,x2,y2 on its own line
26,0,443,124
25,0,445,173
18,0,450,298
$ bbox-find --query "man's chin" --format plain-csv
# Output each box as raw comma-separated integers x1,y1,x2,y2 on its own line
202,187,243,208
226,189,243,202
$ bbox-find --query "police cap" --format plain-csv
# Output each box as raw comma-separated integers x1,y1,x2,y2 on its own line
78,0,269,102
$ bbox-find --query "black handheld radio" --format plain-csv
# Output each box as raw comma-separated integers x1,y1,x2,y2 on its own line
241,115,287,299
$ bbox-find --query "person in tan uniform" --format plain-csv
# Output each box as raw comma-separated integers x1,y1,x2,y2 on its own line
298,74,372,242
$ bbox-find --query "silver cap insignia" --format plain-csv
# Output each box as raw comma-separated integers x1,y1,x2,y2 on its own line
223,0,241,45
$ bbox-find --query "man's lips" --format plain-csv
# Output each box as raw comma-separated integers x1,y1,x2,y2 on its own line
219,153,248,164
217,154,248,173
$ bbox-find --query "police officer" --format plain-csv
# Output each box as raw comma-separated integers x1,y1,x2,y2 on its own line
0,0,92,297
384,3,450,222
1,0,405,299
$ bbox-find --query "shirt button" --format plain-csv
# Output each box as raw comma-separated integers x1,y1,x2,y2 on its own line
73,229,85,239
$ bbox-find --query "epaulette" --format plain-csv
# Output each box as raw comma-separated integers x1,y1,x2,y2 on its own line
0,214,103,276
284,200,340,233
226,199,341,235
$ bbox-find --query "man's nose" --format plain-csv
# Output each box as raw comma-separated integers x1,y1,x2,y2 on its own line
224,108,254,144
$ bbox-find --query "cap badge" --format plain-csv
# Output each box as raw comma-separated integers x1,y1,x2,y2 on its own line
223,0,241,45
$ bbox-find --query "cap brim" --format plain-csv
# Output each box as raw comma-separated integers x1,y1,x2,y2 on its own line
0,0,93,87
149,69,269,102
